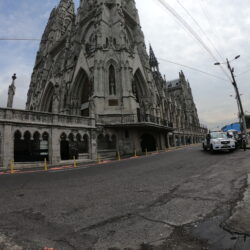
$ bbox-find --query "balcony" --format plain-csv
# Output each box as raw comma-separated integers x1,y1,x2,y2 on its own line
97,114,174,130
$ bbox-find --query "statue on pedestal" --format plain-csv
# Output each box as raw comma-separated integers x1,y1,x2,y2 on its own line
7,74,17,108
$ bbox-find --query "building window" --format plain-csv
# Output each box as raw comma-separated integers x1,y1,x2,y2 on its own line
109,65,116,95
106,38,109,48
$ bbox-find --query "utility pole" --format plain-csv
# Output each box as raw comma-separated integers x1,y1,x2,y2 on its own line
226,59,248,143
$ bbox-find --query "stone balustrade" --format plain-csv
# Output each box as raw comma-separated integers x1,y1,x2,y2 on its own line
0,108,95,128
98,114,173,129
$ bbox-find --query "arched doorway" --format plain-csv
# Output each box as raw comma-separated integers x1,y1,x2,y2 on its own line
132,69,148,121
14,130,42,162
71,69,91,116
97,134,117,150
60,133,69,160
40,82,54,112
132,69,148,102
141,134,156,152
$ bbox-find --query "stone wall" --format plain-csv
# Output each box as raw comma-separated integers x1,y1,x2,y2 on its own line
0,108,96,169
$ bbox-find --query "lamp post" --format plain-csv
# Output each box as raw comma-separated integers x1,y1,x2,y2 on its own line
215,56,248,143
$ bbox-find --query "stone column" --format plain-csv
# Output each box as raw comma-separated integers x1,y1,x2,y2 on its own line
96,63,101,95
183,136,186,145
166,133,170,148
178,135,181,146
173,134,176,147
2,124,14,169
90,130,97,160
159,133,165,150
50,127,61,164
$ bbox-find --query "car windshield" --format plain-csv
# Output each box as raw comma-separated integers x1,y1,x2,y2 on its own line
210,132,228,139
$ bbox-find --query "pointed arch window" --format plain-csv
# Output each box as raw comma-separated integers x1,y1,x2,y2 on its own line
109,65,116,95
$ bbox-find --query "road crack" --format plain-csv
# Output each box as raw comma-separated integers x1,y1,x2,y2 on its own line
177,195,221,202
147,185,180,208
78,213,134,232
134,213,175,227
54,239,77,250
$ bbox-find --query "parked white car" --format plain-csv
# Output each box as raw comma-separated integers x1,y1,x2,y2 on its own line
203,131,236,152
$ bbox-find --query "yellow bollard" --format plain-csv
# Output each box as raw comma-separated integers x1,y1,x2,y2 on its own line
97,154,101,164
134,150,137,157
44,158,48,171
117,151,121,161
9,160,14,174
73,156,77,168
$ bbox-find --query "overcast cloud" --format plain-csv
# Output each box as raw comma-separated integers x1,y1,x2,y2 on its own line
0,0,250,129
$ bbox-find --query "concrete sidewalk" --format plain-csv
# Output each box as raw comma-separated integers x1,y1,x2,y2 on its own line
0,144,199,175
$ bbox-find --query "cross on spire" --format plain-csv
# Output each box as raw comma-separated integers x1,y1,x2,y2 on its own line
12,73,17,83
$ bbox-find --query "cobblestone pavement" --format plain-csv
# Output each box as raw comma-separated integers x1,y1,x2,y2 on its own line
0,146,250,249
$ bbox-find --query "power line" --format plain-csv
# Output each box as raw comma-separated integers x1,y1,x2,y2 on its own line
1,39,227,81
158,57,227,81
0,38,65,43
199,0,214,32
0,38,67,44
156,0,232,82
199,0,225,55
175,0,224,62
0,38,41,41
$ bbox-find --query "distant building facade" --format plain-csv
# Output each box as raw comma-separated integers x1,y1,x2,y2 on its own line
0,0,206,169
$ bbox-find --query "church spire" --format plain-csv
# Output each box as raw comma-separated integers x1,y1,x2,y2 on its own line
149,44,159,72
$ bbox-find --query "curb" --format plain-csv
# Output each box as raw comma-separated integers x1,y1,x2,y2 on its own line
0,144,199,176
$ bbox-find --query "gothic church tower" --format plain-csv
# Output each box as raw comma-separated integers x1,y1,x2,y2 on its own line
24,0,205,156
26,0,161,123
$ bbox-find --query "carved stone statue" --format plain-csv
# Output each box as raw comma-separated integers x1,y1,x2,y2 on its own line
7,74,17,108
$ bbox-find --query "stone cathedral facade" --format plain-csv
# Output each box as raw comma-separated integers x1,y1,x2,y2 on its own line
0,0,206,169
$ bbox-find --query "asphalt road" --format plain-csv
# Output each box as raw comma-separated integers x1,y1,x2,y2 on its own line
0,146,250,250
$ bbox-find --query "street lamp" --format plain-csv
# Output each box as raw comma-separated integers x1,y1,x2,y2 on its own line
214,55,241,65
214,55,248,143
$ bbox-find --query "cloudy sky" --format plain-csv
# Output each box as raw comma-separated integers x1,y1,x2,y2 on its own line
0,0,250,129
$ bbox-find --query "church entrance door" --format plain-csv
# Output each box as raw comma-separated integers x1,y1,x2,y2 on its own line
60,141,69,160
141,134,156,152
